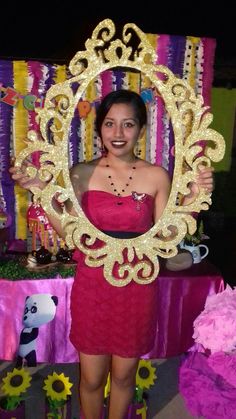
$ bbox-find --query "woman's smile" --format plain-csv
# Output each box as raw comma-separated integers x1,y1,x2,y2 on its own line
110,141,127,148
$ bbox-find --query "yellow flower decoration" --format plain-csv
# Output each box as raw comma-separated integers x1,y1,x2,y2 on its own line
104,373,110,398
1,368,32,397
136,360,157,390
43,372,73,401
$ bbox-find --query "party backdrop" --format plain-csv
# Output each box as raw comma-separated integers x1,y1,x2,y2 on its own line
0,34,216,246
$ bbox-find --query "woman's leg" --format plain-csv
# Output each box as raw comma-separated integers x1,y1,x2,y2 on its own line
79,352,111,419
108,355,139,419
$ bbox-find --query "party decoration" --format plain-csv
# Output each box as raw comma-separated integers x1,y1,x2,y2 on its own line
0,86,19,106
43,372,73,419
135,359,157,390
179,285,236,418
14,18,225,286
0,32,218,246
104,373,110,399
0,367,31,416
27,201,64,253
192,285,236,353
16,294,58,367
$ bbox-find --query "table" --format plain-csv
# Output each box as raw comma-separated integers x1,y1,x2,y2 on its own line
0,260,225,362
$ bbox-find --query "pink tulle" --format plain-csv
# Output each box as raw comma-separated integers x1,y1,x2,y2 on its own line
179,352,236,419
208,351,236,387
192,285,236,353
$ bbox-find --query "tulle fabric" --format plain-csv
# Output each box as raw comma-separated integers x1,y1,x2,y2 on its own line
192,285,236,353
179,352,236,419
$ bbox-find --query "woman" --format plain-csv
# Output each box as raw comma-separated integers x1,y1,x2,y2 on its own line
10,89,213,419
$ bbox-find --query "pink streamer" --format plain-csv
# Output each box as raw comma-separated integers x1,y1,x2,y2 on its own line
101,70,113,99
201,38,216,106
27,61,43,167
155,35,170,166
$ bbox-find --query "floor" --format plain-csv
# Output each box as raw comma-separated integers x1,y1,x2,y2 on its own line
0,357,199,419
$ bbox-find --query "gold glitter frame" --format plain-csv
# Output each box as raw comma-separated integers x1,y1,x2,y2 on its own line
15,19,225,286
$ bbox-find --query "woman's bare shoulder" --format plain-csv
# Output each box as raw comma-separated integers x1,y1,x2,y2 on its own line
70,158,101,176
138,159,169,177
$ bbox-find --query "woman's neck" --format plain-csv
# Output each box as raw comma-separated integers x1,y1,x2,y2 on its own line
105,153,137,168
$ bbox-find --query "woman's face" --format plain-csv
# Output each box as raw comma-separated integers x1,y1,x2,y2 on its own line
100,103,142,156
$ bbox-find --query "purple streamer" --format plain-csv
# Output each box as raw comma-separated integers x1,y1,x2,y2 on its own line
0,60,16,241
168,36,186,78
114,69,125,90
69,106,80,165
168,36,187,179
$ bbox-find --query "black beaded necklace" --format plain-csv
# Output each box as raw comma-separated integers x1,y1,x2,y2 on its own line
105,158,137,205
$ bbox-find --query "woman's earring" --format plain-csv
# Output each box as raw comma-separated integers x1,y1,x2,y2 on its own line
96,138,107,157
134,140,142,157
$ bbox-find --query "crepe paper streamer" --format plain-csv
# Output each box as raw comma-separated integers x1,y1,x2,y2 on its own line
13,61,29,240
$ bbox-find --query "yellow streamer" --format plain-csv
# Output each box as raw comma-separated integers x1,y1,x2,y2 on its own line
54,65,67,186
85,81,96,162
53,64,67,84
144,34,158,88
187,36,200,90
126,71,146,160
13,61,29,239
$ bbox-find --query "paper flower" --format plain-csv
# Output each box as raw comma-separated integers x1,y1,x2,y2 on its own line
1,367,32,410
208,351,236,387
43,372,72,402
104,373,110,399
179,352,236,419
192,285,236,353
135,360,157,390
43,372,73,418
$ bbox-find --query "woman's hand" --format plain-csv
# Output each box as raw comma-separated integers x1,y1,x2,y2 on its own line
182,164,214,205
196,164,214,194
9,160,46,191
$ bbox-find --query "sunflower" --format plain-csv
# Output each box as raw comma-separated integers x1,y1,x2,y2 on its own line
135,360,157,390
43,372,73,402
104,373,110,399
1,368,32,397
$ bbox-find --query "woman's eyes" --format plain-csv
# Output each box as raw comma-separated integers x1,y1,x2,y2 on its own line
104,121,135,128
124,122,135,128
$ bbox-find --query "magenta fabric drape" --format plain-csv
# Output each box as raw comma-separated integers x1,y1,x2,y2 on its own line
0,261,224,362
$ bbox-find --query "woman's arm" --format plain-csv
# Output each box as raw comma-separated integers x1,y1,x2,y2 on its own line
153,167,171,223
153,164,214,240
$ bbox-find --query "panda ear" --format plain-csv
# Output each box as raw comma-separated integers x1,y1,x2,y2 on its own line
51,296,58,306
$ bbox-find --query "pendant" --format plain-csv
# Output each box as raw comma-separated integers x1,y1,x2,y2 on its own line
131,191,147,211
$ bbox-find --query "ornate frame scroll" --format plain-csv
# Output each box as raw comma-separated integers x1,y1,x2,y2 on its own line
14,19,225,286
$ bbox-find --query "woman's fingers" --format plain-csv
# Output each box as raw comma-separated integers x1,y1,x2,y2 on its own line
197,166,214,193
9,162,34,189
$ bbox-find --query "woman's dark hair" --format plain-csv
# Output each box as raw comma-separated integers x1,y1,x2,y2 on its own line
95,89,147,137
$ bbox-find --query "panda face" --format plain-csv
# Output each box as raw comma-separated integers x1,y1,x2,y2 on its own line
23,293,58,327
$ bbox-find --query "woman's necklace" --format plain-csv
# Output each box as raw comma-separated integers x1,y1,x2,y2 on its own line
105,158,137,205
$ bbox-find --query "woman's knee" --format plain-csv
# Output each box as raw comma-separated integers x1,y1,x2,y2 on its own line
111,369,136,389
80,370,108,392
111,356,138,389
79,353,111,392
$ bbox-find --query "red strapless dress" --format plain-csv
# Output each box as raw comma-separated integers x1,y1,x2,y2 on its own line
69,190,159,358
